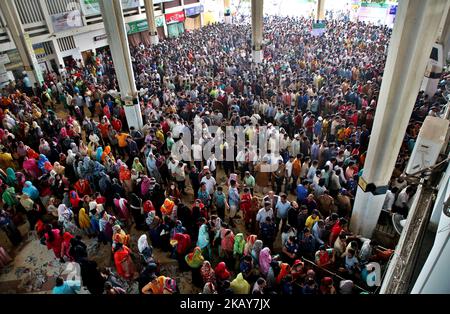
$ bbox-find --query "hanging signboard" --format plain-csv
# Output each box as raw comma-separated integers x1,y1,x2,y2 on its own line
80,0,140,17
126,16,165,34
33,43,46,59
51,10,83,33
185,5,204,17
311,22,326,36
165,11,185,24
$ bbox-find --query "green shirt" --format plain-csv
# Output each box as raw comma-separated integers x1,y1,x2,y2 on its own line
244,175,255,188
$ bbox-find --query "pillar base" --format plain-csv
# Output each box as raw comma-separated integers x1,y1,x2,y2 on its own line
350,186,386,238
123,99,144,131
150,34,159,45
252,50,263,64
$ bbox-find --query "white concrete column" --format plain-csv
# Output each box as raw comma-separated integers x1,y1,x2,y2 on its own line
316,0,326,21
350,0,448,238
224,0,232,24
144,0,159,45
251,0,264,64
436,2,450,61
99,0,143,131
0,0,41,85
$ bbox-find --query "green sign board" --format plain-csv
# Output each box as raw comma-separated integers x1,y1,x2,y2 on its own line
360,2,389,8
126,16,164,34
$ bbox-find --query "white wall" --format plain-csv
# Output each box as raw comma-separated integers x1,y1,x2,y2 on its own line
73,28,109,52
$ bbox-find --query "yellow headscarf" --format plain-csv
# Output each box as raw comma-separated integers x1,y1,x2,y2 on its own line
78,208,91,229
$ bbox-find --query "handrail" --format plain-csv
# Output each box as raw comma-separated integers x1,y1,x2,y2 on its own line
302,257,370,293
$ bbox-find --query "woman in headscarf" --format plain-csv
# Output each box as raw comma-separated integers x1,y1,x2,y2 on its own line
276,263,291,285
95,146,103,162
291,259,305,282
61,232,74,262
244,234,257,257
2,186,18,207
113,242,136,281
73,179,92,199
140,175,152,199
69,190,82,211
185,246,205,287
57,204,79,235
146,211,162,248
320,277,336,294
214,261,231,283
52,162,65,175
141,275,175,294
202,282,217,294
233,233,246,271
220,227,235,266
173,232,191,269
113,193,130,226
101,145,111,162
259,247,272,276
251,240,263,266
38,154,50,173
119,164,132,193
196,221,210,260
22,181,39,200
23,157,40,179
112,224,130,250
78,208,93,237
3,167,17,186
146,153,162,183
132,157,146,176
44,226,64,263
200,260,216,285
129,193,146,230
137,234,153,264
230,273,251,294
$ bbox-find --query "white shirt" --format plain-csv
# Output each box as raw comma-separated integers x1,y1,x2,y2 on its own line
395,188,409,208
256,208,274,224
201,176,216,195
382,190,395,211
285,161,293,177
207,157,217,172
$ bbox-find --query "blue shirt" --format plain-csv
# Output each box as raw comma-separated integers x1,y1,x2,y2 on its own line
52,281,81,294
276,200,291,219
296,184,308,202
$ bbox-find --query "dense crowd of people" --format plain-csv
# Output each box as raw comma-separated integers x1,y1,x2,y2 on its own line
0,14,448,295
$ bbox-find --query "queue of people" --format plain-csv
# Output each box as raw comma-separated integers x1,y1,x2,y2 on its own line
0,14,448,295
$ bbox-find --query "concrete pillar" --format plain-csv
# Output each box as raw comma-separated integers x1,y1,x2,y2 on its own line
144,0,159,45
99,0,143,131
251,0,264,64
0,0,42,86
436,2,450,61
224,0,232,24
316,0,326,21
350,0,448,238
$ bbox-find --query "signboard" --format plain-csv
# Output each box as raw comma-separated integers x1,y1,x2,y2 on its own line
33,43,46,59
94,34,108,41
0,54,10,64
23,34,44,85
126,16,165,35
127,19,149,34
389,5,398,15
51,10,83,33
311,22,326,36
165,11,185,24
81,0,140,17
185,4,204,17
